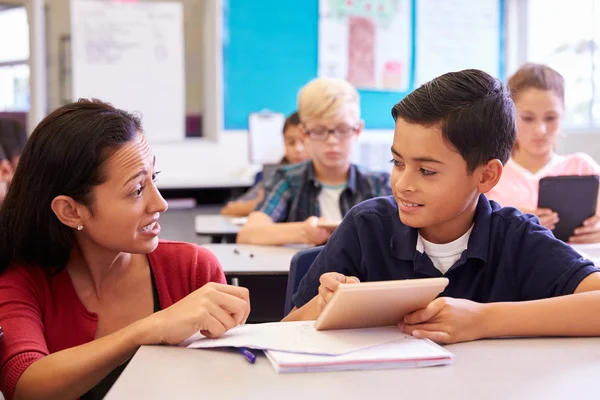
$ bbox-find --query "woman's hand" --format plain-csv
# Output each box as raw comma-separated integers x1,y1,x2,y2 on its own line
143,282,251,345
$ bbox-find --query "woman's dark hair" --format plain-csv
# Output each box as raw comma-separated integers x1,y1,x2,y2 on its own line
0,119,27,163
391,69,516,174
0,99,142,274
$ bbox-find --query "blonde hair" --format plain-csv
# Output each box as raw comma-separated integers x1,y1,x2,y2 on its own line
297,77,360,123
508,63,565,104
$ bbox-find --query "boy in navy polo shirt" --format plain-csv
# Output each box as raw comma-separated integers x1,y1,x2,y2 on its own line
285,69,600,344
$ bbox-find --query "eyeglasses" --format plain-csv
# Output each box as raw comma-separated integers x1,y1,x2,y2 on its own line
303,125,359,141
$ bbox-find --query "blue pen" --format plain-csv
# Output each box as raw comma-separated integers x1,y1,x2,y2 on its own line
238,347,256,364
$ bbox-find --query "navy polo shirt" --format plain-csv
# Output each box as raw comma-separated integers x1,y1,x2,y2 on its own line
293,194,598,308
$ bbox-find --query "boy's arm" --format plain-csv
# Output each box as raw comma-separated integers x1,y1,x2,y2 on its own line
220,199,260,217
236,211,306,245
237,212,331,245
401,218,600,344
283,211,366,321
482,272,600,338
283,297,322,322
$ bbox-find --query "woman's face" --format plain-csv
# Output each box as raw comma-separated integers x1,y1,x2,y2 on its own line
514,88,564,158
78,134,168,255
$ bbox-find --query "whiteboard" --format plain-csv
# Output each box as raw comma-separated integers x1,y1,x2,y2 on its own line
70,0,185,143
415,0,501,86
248,112,286,165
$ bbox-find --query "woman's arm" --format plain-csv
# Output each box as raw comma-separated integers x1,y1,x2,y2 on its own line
12,283,250,400
14,318,150,400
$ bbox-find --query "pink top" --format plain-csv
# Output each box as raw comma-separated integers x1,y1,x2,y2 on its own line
486,153,600,213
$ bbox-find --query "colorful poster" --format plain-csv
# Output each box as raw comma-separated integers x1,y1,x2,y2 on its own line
318,0,412,92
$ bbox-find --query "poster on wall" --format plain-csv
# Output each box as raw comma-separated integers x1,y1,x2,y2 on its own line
318,0,412,92
415,0,501,86
71,0,185,143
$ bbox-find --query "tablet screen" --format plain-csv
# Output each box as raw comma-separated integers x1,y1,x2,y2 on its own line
538,175,599,241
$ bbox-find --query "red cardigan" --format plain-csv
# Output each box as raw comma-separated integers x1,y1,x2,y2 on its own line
0,240,226,399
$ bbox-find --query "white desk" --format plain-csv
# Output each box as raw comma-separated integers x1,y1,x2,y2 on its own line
106,337,600,400
201,244,302,275
195,215,242,243
571,243,600,261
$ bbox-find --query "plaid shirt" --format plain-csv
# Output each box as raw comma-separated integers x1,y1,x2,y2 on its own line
256,161,392,222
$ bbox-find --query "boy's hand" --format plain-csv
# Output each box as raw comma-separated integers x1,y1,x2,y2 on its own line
302,216,332,245
569,215,600,244
398,297,487,344
521,207,559,230
316,272,360,312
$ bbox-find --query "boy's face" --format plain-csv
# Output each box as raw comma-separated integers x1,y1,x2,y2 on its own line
302,106,362,171
390,118,500,243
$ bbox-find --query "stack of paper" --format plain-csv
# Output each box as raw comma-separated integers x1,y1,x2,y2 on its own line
264,336,454,373
183,321,454,373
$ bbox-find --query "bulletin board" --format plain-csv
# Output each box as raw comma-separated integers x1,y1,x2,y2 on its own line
223,0,504,130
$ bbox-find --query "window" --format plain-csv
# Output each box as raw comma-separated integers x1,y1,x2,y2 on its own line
527,0,600,129
0,5,30,112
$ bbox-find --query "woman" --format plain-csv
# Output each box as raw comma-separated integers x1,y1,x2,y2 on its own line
0,99,250,399
487,63,600,243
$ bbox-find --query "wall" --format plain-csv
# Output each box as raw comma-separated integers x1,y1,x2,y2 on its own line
44,0,204,115
557,133,600,161
30,0,600,189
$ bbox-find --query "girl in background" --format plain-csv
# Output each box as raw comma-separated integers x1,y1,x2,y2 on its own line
487,63,600,243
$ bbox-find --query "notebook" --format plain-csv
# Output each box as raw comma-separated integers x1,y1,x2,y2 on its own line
264,335,454,373
183,321,408,356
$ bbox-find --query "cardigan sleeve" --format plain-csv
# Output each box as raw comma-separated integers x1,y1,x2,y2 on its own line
193,246,227,290
0,266,49,400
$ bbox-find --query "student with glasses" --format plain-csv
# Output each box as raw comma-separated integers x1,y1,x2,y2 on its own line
237,78,392,246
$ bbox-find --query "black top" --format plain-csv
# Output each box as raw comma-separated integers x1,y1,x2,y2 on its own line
81,269,160,400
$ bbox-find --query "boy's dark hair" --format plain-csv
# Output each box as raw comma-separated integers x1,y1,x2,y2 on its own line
391,69,516,173
282,111,300,134
0,99,142,275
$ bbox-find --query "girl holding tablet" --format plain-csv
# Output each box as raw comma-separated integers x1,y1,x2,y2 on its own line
486,63,600,243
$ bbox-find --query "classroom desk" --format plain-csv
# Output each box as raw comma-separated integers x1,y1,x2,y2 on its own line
195,215,242,243
571,243,600,260
201,243,301,274
107,337,600,400
202,244,304,323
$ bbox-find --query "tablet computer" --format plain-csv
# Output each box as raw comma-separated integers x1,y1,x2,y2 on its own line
314,277,449,331
538,175,599,242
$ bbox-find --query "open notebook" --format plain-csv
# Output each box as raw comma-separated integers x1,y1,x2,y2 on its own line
183,322,454,374
264,335,454,373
